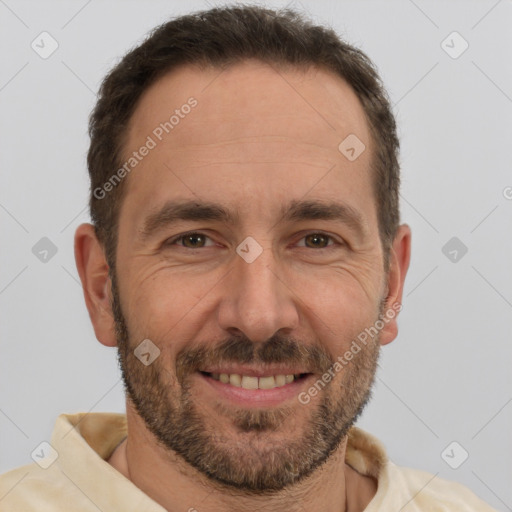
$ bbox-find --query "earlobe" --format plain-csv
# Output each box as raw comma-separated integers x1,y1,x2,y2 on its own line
379,224,412,346
74,223,118,347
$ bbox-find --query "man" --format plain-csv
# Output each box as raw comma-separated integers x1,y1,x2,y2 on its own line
0,5,496,511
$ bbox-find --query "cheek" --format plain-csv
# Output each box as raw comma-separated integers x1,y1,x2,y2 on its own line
121,265,222,354
119,248,382,361
289,269,381,356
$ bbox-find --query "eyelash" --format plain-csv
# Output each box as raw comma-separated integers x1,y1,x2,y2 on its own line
165,231,342,250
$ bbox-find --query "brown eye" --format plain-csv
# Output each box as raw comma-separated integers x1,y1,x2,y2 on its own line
165,232,215,249
303,233,331,249
181,233,207,248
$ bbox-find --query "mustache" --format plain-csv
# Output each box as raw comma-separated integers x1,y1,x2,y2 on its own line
175,333,333,383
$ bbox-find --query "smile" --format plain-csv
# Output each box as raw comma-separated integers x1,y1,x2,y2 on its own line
201,372,309,389
197,369,314,407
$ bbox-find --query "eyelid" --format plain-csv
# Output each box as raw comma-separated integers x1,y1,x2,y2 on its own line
293,230,342,248
165,230,217,247
165,230,343,249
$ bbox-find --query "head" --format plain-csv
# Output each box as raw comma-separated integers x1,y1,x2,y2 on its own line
75,5,411,493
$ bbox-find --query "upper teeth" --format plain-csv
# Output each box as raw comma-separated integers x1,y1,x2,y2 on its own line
210,373,297,389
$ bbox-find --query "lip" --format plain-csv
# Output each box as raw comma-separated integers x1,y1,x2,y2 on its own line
198,365,309,378
196,371,314,407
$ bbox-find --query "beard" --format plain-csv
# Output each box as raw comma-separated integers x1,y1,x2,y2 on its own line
110,269,382,494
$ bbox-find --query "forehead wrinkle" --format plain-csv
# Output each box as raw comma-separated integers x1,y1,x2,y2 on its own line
126,64,367,159
126,136,340,176
163,161,332,171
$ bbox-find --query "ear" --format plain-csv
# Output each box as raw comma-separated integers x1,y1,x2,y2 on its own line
74,223,117,347
379,224,411,346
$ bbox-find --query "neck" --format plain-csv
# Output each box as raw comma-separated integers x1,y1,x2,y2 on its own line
108,405,376,512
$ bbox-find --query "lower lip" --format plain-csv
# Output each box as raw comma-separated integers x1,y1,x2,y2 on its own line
196,372,313,408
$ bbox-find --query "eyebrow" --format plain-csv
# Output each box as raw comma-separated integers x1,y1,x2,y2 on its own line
139,198,367,241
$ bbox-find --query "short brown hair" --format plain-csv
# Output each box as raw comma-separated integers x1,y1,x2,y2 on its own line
87,5,400,271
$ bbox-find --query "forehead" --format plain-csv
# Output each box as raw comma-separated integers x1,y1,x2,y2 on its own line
119,60,375,229
126,60,371,156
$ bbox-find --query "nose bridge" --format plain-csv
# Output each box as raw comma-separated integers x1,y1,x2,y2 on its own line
217,240,299,342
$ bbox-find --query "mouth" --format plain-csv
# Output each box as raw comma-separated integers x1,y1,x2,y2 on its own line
196,368,314,407
200,371,310,389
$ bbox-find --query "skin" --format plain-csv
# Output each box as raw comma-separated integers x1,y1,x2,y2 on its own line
75,60,411,512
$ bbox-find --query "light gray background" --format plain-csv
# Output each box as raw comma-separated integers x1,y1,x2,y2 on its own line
1,0,511,510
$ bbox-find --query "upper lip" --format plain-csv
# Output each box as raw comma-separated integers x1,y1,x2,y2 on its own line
199,365,311,378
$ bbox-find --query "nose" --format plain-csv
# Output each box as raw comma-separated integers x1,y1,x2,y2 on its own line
216,244,300,343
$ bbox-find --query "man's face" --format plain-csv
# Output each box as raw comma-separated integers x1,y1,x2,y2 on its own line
112,60,388,491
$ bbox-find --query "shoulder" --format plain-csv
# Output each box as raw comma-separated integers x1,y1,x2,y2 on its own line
346,427,496,511
0,462,67,511
378,462,498,511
